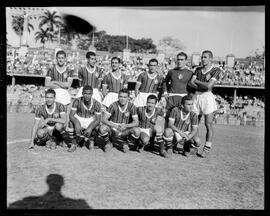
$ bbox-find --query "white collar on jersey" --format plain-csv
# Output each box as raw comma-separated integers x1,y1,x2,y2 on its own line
110,70,122,80
55,64,67,74
180,110,190,121
45,102,56,115
86,64,96,73
147,72,157,80
82,98,93,111
201,64,214,75
145,108,156,119
118,102,128,113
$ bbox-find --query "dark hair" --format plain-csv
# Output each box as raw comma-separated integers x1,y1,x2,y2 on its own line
181,95,194,105
119,88,130,96
147,94,158,104
148,58,158,65
82,85,93,92
202,50,213,58
111,56,121,63
56,50,66,58
177,52,188,60
45,88,56,97
86,51,96,59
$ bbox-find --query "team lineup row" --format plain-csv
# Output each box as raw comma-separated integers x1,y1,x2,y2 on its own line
28,49,222,158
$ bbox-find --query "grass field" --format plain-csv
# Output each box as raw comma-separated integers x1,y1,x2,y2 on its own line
7,112,264,209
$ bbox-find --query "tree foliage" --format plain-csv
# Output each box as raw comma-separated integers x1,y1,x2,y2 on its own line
11,15,34,46
157,36,185,56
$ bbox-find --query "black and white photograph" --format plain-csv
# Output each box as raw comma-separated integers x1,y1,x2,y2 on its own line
5,6,265,210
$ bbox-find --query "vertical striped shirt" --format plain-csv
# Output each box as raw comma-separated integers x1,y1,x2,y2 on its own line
137,107,164,129
107,101,137,124
169,107,198,132
193,66,222,91
46,65,74,82
137,72,163,93
102,72,128,93
71,97,102,118
35,102,66,126
78,65,103,89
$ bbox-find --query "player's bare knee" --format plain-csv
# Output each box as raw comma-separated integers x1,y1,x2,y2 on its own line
154,125,163,134
141,136,150,145
205,122,213,129
37,128,47,139
193,136,201,147
99,124,109,135
132,127,141,137
164,128,173,138
55,123,64,132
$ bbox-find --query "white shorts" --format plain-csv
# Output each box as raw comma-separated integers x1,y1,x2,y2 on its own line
139,127,151,137
74,114,95,129
175,131,190,142
192,91,217,115
75,87,102,103
102,92,118,107
54,88,71,106
133,92,157,107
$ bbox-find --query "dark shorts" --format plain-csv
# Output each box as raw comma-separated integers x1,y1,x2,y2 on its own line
166,95,183,110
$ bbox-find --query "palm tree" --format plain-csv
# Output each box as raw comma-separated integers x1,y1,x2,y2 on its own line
11,15,34,46
38,9,62,33
34,28,56,49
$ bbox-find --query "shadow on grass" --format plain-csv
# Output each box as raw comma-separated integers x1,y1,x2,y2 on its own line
8,174,91,209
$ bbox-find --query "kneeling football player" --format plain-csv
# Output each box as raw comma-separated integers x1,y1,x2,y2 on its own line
28,89,66,150
162,95,201,158
67,85,102,152
99,88,139,153
135,94,165,152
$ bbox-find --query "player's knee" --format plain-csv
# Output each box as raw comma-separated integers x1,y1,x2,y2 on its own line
205,122,213,129
163,128,173,138
192,136,201,147
37,128,47,139
132,127,141,137
99,124,109,135
141,136,150,145
154,124,163,134
55,123,64,132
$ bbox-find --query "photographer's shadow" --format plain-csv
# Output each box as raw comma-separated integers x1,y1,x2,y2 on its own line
8,174,91,209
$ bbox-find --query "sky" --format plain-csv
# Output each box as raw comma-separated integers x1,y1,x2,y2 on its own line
6,6,265,58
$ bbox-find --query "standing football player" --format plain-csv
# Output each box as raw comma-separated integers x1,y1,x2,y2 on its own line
189,50,222,158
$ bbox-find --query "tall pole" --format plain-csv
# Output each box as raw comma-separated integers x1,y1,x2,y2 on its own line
230,32,233,54
92,31,95,46
126,35,128,49
58,24,61,46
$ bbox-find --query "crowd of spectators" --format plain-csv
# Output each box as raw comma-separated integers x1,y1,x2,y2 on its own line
215,61,265,87
215,94,265,126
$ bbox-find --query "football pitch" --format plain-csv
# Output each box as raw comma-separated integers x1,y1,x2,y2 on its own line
7,113,264,209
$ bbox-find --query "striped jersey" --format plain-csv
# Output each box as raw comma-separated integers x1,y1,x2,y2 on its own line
102,72,128,93
193,66,222,91
35,102,66,126
137,106,164,129
163,67,193,94
46,65,74,82
78,65,103,89
107,101,137,124
169,107,198,132
71,97,102,118
137,72,163,93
